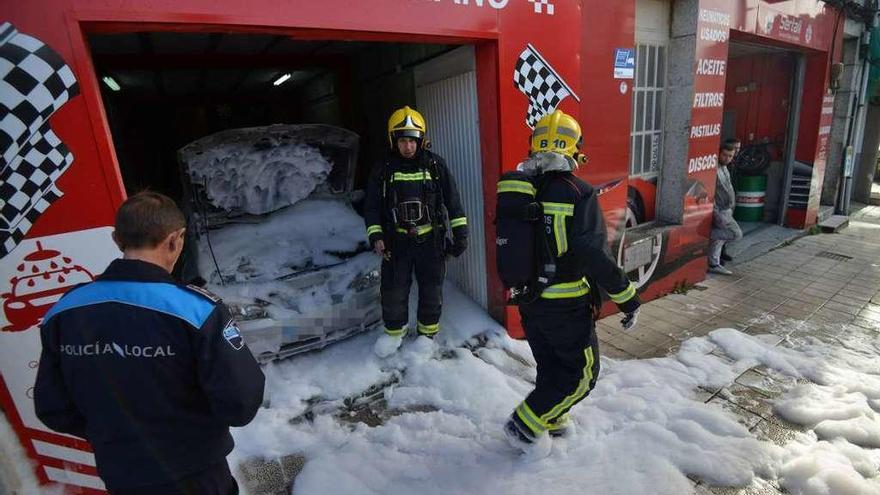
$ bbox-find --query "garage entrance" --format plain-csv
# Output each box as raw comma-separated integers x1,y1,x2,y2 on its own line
88,31,490,309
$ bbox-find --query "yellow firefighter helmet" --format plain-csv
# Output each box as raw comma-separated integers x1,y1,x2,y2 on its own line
387,106,427,147
530,109,586,164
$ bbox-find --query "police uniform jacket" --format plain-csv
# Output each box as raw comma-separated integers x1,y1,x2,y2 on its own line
34,259,265,489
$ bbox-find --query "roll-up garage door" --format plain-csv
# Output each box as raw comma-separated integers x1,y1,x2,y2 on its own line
415,47,487,309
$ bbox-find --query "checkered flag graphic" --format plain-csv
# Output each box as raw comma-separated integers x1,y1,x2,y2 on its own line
0,22,79,257
513,44,579,129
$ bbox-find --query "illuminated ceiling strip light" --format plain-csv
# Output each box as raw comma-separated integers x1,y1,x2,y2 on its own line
273,73,292,86
102,76,120,92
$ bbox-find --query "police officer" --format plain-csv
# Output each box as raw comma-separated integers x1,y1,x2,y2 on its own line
364,106,468,357
502,110,641,453
34,192,265,494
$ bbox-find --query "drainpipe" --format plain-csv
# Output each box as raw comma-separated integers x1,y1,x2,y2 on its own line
780,54,806,226
839,24,874,214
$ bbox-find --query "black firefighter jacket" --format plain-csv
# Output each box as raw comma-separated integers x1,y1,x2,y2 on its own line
538,171,639,311
363,150,468,246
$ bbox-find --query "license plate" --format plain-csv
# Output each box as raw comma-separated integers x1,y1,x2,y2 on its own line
624,238,655,272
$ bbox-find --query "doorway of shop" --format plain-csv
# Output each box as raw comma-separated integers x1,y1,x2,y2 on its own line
86,30,492,309
722,39,805,232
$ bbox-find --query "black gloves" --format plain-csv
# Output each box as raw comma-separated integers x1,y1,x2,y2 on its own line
445,237,468,258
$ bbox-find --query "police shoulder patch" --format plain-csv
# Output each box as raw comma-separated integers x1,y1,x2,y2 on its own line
185,284,223,304
222,320,245,351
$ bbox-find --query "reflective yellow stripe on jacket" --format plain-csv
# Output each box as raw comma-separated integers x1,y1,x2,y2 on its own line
366,225,383,237
450,217,468,228
542,201,574,256
541,278,590,299
391,171,433,182
396,224,434,236
498,180,536,196
609,281,636,304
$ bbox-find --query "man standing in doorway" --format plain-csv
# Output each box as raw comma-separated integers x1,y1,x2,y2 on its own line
709,142,743,275
364,106,469,357
720,137,742,265
34,192,265,494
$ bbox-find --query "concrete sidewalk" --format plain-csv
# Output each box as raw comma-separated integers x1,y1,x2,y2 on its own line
596,205,880,494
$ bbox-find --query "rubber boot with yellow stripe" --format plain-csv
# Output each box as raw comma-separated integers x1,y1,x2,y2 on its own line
503,413,552,458
373,325,406,358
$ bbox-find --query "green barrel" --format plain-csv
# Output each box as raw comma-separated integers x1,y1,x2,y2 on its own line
734,174,767,222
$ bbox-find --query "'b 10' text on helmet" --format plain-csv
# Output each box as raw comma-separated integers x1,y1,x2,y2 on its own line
388,106,427,148
530,110,587,165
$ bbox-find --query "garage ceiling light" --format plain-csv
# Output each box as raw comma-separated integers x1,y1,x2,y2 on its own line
273,73,292,86
102,76,121,92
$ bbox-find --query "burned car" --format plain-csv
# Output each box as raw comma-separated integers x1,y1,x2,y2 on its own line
178,124,381,362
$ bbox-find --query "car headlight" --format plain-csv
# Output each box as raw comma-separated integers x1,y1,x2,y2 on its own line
349,269,380,292
227,302,270,321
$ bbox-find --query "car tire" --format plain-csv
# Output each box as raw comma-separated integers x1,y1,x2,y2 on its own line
626,187,645,228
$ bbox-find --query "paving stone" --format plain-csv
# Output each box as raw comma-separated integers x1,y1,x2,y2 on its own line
634,327,678,347
752,418,807,448
702,478,786,495
829,294,868,309
718,383,776,420
721,307,773,325
786,291,829,306
770,304,814,320
738,297,784,312
810,307,857,324
705,317,747,331
734,370,786,397
850,317,880,331
238,454,306,495
600,344,636,361
624,338,659,359
821,300,864,315
858,307,880,322
708,396,763,430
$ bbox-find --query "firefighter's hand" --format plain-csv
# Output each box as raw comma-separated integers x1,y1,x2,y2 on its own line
373,240,390,260
448,237,468,257
621,309,639,332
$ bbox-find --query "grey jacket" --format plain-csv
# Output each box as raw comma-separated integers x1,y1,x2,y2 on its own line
714,165,735,211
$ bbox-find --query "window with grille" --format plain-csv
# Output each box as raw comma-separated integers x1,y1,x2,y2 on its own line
630,44,667,177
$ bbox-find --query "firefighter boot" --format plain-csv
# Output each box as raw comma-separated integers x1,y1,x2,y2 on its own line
374,327,406,358
548,414,575,439
503,414,552,459
410,334,436,358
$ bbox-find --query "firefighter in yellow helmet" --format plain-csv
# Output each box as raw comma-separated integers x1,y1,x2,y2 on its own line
499,109,640,454
363,106,468,357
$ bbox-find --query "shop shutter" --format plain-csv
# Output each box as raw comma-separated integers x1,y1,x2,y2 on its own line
416,70,488,309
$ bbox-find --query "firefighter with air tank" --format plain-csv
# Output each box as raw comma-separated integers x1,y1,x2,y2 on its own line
364,106,468,358
495,109,641,454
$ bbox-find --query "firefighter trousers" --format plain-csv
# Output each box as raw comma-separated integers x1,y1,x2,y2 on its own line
380,234,446,337
514,295,600,435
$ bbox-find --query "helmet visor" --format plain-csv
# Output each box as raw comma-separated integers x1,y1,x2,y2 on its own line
393,130,424,141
